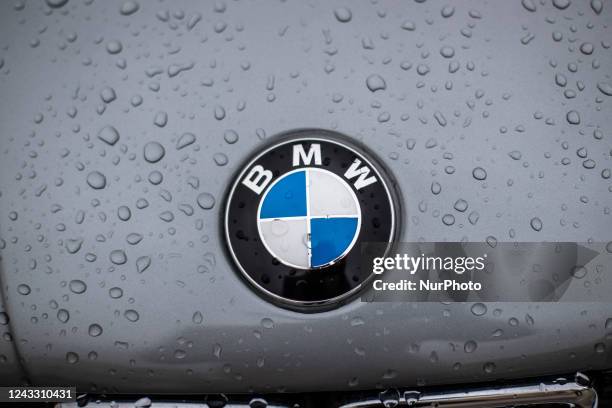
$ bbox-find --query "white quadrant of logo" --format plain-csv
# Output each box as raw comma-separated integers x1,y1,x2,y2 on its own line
257,168,362,269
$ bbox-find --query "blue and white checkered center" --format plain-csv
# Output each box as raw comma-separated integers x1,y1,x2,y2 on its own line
257,168,361,269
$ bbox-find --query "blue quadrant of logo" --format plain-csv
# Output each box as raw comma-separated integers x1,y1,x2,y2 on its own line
310,217,358,267
260,171,307,219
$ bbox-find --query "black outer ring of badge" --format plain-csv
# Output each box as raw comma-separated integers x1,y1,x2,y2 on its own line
224,129,402,312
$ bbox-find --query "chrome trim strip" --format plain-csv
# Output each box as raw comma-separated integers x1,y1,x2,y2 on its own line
340,372,597,408
55,373,598,408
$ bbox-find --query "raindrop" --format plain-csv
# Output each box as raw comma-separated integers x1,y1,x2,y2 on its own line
261,318,274,329
471,303,487,316
153,111,168,127
224,130,239,144
136,256,151,273
530,217,543,231
464,340,477,353
591,0,603,14
366,74,386,92
441,5,455,17
87,171,106,189
579,42,594,55
97,126,120,146
566,110,580,125
472,167,487,180
109,287,123,299
454,199,468,212
65,238,83,254
192,311,203,324
124,309,140,322
106,40,123,55
127,233,143,245
440,46,455,58
66,352,79,364
508,151,522,160
100,86,117,103
214,105,226,120
46,0,69,7
197,192,216,210
109,250,127,265
401,20,416,31
57,309,70,323
213,153,228,166
442,214,455,226
17,284,31,295
483,362,496,373
69,280,87,294
143,142,165,163
88,324,103,337
522,0,537,12
176,133,196,150
148,171,163,185
120,0,139,15
552,0,571,9
117,206,131,221
334,7,352,23
597,81,612,96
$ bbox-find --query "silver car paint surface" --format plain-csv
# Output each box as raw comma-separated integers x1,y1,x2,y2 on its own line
0,0,611,393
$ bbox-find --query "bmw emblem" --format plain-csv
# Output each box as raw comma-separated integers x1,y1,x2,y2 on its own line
224,129,401,311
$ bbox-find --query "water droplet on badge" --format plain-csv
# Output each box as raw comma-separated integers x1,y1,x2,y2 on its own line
17,284,31,295
270,219,289,237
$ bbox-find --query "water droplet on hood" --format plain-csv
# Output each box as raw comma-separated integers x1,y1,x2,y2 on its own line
87,171,107,189
120,0,139,15
197,192,216,210
366,74,386,92
143,142,165,163
334,7,352,23
97,126,120,145
176,132,196,150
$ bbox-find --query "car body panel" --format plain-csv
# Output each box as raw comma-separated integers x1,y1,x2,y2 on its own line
0,0,611,393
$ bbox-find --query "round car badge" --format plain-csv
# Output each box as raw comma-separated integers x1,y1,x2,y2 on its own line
224,129,400,311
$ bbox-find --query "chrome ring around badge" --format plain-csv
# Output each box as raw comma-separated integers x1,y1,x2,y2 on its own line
224,129,401,311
